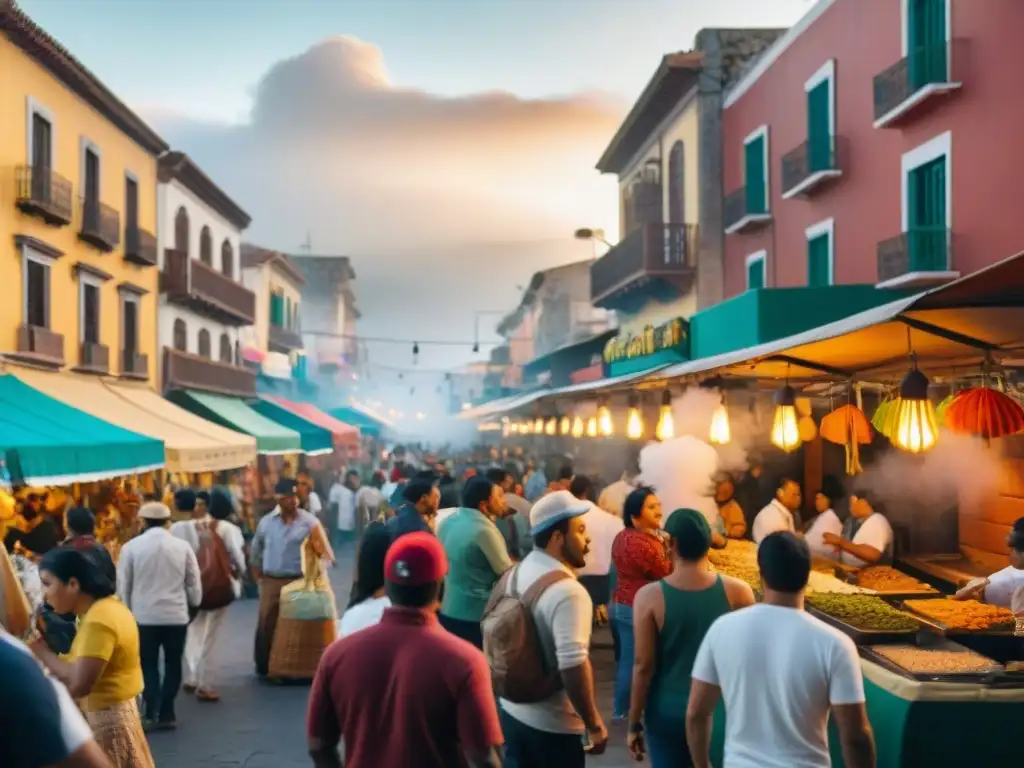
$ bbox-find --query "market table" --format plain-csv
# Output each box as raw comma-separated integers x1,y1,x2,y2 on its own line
828,659,1024,767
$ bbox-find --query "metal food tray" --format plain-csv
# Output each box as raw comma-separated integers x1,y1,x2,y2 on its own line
859,643,1008,684
898,601,1018,637
807,605,920,645
833,567,940,601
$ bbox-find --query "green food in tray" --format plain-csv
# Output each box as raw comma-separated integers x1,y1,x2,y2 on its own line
807,593,919,631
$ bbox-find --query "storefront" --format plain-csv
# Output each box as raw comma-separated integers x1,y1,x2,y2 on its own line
166,389,301,455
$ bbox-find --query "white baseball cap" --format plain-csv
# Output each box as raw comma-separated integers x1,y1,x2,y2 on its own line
138,502,171,521
530,490,592,536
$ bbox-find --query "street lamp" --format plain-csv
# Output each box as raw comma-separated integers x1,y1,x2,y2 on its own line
574,227,613,259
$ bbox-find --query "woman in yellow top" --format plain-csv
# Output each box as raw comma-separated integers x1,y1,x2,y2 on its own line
31,547,153,768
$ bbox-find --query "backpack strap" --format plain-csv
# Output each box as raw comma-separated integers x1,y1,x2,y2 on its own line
521,570,571,612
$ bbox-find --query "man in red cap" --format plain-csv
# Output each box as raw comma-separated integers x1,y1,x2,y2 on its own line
307,532,503,768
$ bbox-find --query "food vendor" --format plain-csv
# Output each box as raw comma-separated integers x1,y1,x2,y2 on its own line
955,518,1024,609
751,477,801,546
805,475,844,559
822,490,893,568
3,488,60,556
713,474,747,542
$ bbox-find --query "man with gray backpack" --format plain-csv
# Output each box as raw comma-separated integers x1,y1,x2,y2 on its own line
481,490,608,767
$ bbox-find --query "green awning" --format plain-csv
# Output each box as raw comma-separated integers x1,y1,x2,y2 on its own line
329,406,382,437
0,374,164,485
167,390,301,455
252,398,334,456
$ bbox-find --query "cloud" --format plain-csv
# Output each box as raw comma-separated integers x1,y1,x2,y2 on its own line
150,37,624,370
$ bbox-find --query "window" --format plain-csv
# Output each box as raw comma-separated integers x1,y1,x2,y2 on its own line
743,126,769,214
805,60,835,173
219,333,232,363
125,175,138,233
121,295,139,357
80,280,101,343
81,143,100,230
175,206,189,254
901,132,951,273
905,0,949,89
173,318,187,351
198,329,211,358
199,226,212,265
293,303,300,331
285,297,292,329
667,141,685,224
270,291,284,326
221,240,233,277
25,257,50,328
745,251,766,290
234,340,241,366
805,219,835,287
30,110,53,171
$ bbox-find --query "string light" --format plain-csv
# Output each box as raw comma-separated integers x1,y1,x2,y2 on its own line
533,417,544,433
571,415,584,438
655,390,674,441
545,417,557,436
771,384,801,452
709,396,731,445
559,415,571,436
626,395,644,440
586,416,598,438
597,399,613,437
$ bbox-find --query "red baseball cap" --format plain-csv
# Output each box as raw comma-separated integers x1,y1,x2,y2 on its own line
384,532,448,586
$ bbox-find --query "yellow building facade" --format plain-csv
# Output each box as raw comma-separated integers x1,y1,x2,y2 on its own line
0,5,166,383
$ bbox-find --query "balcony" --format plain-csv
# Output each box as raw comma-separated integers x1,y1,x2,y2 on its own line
590,223,698,310
268,323,304,353
723,187,771,234
124,226,158,267
78,199,120,252
76,341,109,374
876,228,959,289
873,40,965,129
781,136,845,200
121,350,148,380
163,347,256,398
15,165,73,226
161,249,256,326
14,324,64,367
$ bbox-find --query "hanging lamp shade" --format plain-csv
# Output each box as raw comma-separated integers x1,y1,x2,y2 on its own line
559,415,571,436
892,366,938,453
944,387,1024,439
820,405,873,445
871,398,901,439
935,392,957,426
586,416,598,438
597,401,613,437
571,415,584,438
626,395,644,441
709,400,731,445
770,385,802,452
656,390,674,441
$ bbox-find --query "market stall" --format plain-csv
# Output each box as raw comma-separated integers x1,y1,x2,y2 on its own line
252,397,334,457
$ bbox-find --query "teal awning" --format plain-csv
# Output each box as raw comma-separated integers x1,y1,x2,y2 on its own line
167,390,302,455
329,406,383,437
0,374,164,485
252,398,333,456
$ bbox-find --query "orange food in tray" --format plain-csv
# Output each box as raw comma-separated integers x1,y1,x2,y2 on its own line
903,599,1016,631
856,566,932,592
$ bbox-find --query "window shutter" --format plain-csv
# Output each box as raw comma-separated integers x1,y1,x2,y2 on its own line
807,81,830,173
747,258,764,290
744,136,767,214
807,234,830,287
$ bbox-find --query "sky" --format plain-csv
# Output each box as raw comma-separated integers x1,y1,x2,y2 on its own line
18,0,809,411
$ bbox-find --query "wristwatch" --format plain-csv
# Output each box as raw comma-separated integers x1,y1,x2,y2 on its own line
629,722,644,734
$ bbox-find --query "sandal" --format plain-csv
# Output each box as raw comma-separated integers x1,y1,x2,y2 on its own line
196,688,220,702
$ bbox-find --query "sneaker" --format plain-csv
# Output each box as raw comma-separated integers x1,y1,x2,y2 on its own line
156,719,178,731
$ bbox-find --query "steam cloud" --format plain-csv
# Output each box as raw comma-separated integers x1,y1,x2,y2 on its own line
640,435,720,527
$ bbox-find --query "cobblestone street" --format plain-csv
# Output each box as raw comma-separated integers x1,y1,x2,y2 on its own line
150,545,635,766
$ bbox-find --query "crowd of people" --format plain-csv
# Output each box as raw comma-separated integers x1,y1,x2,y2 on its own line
6,446,1024,768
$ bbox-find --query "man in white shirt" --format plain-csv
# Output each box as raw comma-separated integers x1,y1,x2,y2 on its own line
687,532,875,768
498,491,608,766
752,476,801,546
118,502,202,728
329,469,360,548
825,493,894,569
571,476,623,617
172,488,246,702
298,471,324,520
805,475,844,559
597,464,639,519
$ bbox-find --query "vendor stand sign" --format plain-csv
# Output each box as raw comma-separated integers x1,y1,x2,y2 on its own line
603,318,690,377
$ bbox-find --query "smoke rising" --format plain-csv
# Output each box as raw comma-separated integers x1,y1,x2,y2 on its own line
640,435,720,526
669,388,762,473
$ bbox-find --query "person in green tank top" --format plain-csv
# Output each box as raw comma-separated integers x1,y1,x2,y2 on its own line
627,509,755,767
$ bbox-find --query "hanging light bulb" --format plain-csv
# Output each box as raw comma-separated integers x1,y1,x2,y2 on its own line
626,396,644,440
545,417,557,436
520,421,531,435
655,390,674,441
894,360,938,453
559,415,571,436
771,384,802,452
571,415,584,438
597,399,613,437
534,416,544,433
586,416,598,438
709,395,731,445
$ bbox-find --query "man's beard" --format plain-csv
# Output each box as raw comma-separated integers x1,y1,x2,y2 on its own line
562,542,588,569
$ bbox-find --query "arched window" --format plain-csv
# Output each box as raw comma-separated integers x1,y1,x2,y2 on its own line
199,226,212,265
219,333,232,363
174,207,189,254
221,240,233,278
198,329,211,358
173,318,187,351
668,141,685,224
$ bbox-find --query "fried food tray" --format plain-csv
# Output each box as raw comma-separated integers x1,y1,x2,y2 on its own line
897,601,1018,637
806,605,920,645
858,644,1011,684
834,567,940,601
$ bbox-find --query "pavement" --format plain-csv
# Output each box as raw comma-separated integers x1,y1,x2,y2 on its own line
149,545,637,767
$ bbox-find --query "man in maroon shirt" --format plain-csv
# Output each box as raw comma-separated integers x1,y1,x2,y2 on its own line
307,532,504,768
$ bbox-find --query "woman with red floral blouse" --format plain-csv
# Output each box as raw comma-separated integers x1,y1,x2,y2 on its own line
610,486,671,718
